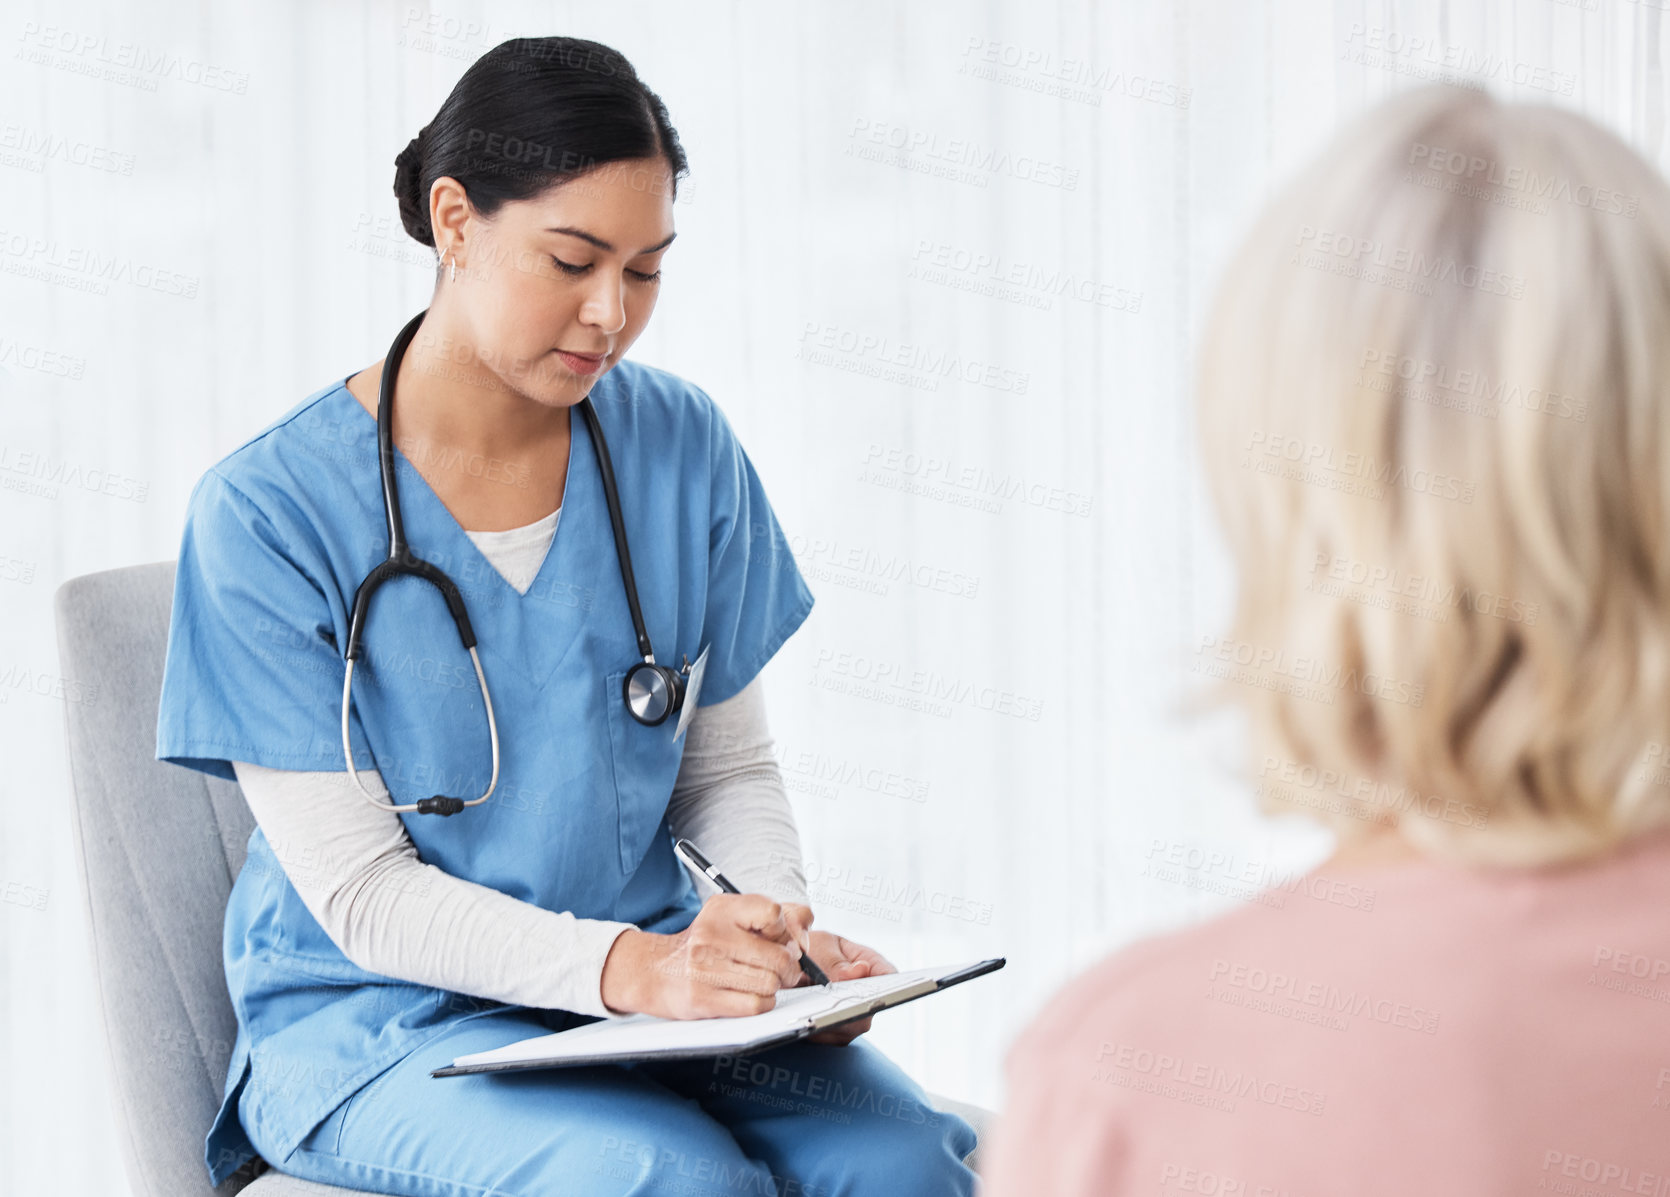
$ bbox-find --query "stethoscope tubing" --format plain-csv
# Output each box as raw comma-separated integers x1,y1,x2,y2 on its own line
342,309,499,815
338,309,686,815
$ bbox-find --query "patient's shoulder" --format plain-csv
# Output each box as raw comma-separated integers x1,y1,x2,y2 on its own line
1006,857,1434,1075
1008,831,1670,1074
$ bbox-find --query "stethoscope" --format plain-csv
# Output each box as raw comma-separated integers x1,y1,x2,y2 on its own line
341,309,702,816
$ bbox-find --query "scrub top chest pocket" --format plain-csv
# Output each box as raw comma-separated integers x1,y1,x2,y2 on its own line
604,667,689,874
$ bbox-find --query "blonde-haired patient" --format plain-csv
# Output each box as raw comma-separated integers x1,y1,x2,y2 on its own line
982,84,1670,1194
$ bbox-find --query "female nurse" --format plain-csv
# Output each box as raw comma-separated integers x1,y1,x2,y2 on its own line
155,35,977,1197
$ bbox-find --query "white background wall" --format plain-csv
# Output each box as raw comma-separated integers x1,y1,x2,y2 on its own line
2,0,1661,1191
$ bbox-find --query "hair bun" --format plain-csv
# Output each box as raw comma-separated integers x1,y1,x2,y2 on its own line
393,128,434,247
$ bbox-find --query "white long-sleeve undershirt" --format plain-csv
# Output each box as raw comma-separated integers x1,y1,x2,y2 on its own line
230,504,810,1020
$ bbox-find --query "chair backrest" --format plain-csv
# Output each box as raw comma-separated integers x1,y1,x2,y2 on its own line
54,562,260,1197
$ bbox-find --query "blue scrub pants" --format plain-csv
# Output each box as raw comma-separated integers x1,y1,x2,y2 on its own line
248,1006,979,1196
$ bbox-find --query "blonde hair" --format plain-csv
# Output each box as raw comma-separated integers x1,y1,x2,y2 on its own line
1195,84,1670,867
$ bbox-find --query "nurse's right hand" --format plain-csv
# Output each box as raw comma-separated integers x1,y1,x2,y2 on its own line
599,893,809,1018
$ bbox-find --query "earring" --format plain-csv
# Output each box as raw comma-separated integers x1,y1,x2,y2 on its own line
445,251,457,283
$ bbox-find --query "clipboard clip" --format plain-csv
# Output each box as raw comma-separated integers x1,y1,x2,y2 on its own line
806,979,938,1031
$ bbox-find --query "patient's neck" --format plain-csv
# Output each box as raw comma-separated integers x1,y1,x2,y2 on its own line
1324,825,1423,871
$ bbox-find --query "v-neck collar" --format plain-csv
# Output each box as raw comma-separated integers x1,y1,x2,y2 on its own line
330,379,600,692
464,505,562,542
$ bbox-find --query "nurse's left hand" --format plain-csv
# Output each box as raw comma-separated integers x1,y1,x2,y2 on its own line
780,903,896,1046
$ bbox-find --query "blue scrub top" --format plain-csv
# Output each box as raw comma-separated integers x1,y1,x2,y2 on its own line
154,360,815,1184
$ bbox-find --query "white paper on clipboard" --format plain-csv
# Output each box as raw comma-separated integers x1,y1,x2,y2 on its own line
430,958,1007,1076
672,642,710,742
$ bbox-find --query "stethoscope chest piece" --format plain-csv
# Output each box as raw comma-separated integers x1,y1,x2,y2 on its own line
625,643,710,734
624,660,681,725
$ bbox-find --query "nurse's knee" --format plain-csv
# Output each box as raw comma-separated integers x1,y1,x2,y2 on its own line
573,1125,775,1197
825,1107,978,1197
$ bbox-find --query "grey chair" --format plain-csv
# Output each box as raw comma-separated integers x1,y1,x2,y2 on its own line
53,561,990,1197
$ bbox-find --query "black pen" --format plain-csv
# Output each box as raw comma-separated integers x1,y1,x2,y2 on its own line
673,837,832,986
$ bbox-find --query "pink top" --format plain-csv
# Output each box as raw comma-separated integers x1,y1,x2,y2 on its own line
981,828,1670,1197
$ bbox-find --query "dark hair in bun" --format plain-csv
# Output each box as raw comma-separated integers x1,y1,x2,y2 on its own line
392,36,688,249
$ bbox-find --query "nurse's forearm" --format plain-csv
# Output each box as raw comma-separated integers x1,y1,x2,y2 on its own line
227,677,812,1021
665,676,812,908
230,759,635,1018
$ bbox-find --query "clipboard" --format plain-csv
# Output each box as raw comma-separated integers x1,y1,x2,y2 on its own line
432,957,1005,1077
